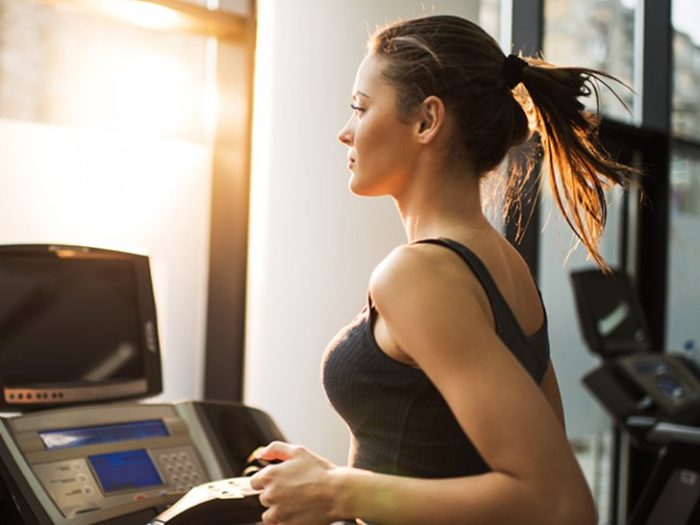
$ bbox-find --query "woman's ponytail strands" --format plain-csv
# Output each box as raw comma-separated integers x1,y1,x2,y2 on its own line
513,59,639,269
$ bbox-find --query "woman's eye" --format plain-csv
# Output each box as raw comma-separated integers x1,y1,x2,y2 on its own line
350,103,364,114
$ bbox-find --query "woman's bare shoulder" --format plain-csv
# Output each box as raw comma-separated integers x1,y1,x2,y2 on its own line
368,242,488,321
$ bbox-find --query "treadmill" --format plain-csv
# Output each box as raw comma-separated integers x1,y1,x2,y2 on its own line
570,268,700,525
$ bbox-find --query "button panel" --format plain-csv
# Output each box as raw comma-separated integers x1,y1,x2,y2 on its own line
33,447,208,518
205,476,259,498
153,446,205,493
33,459,101,518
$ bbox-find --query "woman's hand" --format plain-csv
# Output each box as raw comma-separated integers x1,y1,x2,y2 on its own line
249,441,348,525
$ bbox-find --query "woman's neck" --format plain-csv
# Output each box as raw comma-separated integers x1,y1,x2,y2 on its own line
393,165,492,244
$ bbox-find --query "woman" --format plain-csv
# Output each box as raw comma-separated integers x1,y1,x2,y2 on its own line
250,14,636,525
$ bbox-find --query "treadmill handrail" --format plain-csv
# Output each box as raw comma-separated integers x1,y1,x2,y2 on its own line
646,421,700,446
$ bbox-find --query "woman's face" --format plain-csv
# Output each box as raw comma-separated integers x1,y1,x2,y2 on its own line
337,54,419,197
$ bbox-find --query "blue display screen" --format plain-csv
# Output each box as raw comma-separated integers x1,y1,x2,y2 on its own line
89,449,162,492
39,419,168,450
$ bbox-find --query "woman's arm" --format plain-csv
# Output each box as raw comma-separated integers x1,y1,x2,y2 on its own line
337,464,588,525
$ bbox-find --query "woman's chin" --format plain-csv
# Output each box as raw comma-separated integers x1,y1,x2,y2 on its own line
348,180,371,197
347,175,365,196
348,174,384,197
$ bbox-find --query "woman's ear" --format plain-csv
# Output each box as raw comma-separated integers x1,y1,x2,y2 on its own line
415,96,445,144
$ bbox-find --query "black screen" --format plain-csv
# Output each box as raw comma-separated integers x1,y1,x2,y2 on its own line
570,269,652,356
0,255,144,386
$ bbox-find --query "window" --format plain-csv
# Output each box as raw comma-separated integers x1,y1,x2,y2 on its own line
0,0,211,142
0,0,253,402
666,148,700,356
543,0,641,123
667,0,700,358
671,0,700,141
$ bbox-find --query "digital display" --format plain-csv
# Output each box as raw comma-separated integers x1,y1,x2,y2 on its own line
89,449,162,493
655,375,686,400
0,256,144,385
40,419,169,450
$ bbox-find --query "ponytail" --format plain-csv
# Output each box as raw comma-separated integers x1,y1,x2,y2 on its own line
510,58,639,269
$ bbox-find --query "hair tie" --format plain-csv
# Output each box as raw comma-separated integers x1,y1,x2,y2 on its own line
503,54,528,89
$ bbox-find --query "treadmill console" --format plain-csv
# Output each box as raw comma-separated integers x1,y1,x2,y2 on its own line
0,401,283,524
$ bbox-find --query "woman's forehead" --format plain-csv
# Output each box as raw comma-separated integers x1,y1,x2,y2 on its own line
352,54,387,97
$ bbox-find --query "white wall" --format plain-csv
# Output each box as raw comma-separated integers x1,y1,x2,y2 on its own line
245,0,500,465
0,119,213,402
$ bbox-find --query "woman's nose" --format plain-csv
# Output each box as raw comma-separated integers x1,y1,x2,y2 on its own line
337,119,353,146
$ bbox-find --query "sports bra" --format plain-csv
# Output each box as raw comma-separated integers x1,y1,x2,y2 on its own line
321,237,550,479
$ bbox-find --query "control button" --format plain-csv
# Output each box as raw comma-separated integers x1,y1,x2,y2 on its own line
82,486,94,495
71,462,82,471
134,494,146,501
77,474,88,483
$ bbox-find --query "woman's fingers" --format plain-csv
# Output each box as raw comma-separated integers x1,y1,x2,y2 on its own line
257,440,300,461
249,466,272,491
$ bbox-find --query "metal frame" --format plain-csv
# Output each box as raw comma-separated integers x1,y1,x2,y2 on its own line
637,0,672,351
203,1,257,403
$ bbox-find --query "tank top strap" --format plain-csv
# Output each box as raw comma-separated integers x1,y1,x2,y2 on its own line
411,237,521,334
412,237,501,293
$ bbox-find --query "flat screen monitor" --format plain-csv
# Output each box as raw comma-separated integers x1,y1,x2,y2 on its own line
0,244,162,410
570,268,652,357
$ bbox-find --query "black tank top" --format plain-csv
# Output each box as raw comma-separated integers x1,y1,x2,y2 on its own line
322,237,550,479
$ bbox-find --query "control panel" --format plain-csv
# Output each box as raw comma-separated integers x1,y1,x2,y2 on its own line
0,402,244,524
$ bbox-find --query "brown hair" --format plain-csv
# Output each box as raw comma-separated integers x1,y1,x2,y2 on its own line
369,15,638,269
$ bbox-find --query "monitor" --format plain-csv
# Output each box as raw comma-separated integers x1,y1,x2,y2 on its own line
0,244,162,410
570,268,652,357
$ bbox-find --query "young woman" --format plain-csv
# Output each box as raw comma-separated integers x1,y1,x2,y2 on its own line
249,14,636,525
